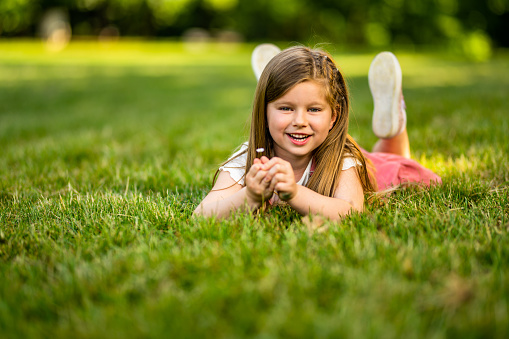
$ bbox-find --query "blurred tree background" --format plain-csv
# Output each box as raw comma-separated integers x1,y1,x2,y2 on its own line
0,0,508,57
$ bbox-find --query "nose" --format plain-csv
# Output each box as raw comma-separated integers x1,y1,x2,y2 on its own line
292,109,308,127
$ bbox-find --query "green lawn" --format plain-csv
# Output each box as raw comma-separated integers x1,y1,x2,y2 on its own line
1,40,508,338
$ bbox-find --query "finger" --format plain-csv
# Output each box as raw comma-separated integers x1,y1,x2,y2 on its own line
273,172,290,184
261,174,273,187
254,169,269,183
274,181,286,192
249,162,265,175
247,170,270,196
262,164,281,183
268,164,285,180
260,156,270,164
266,178,278,195
262,157,292,172
260,157,280,171
266,179,277,193
262,173,272,185
247,165,266,184
274,180,296,194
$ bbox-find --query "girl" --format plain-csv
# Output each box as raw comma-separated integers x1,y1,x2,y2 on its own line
194,45,441,220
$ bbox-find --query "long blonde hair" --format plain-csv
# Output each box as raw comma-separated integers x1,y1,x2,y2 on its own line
245,46,377,196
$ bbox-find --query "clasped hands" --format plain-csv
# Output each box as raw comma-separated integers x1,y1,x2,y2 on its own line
245,156,297,205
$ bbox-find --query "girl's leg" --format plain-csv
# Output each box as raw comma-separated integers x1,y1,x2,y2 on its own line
372,127,411,158
369,52,411,159
251,44,281,80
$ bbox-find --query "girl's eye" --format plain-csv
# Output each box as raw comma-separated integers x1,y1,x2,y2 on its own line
309,108,321,112
279,107,292,111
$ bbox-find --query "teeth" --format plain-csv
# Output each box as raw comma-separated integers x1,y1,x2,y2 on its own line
289,133,309,140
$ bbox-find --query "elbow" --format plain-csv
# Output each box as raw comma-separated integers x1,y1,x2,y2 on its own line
192,204,205,218
327,199,364,221
192,204,224,219
344,196,364,215
328,205,361,221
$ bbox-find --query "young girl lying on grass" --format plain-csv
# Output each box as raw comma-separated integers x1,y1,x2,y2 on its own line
194,45,441,220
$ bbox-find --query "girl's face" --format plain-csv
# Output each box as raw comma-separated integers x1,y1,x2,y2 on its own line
266,80,336,162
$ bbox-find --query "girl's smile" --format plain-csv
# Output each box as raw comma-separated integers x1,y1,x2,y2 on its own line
288,133,311,145
267,80,336,162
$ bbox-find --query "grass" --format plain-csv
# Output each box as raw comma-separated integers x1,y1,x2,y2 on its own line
0,40,508,338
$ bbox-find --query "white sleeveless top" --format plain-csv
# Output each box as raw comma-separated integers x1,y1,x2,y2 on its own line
219,142,360,186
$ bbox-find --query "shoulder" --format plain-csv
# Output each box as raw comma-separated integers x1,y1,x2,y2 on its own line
219,142,248,185
341,154,362,171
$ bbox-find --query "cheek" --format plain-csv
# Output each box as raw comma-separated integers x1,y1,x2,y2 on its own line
267,112,287,131
315,115,335,133
266,111,280,142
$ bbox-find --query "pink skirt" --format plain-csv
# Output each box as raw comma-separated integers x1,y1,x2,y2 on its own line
361,148,442,191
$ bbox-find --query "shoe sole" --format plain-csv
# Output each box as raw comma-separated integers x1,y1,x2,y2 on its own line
368,52,402,139
251,44,281,80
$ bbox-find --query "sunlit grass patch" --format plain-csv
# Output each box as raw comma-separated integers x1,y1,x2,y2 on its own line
0,39,255,67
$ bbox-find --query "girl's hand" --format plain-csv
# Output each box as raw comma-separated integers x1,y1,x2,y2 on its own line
260,157,297,201
245,157,276,204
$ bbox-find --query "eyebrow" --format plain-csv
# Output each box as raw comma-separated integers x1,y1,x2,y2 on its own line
271,100,326,106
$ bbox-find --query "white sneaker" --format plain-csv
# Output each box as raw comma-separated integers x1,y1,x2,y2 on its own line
368,51,407,139
251,43,281,80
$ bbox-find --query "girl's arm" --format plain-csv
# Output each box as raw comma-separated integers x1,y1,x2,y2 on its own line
193,159,276,218
287,168,364,219
262,158,364,220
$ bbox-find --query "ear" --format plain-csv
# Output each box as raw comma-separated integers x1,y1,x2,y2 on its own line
329,107,338,130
